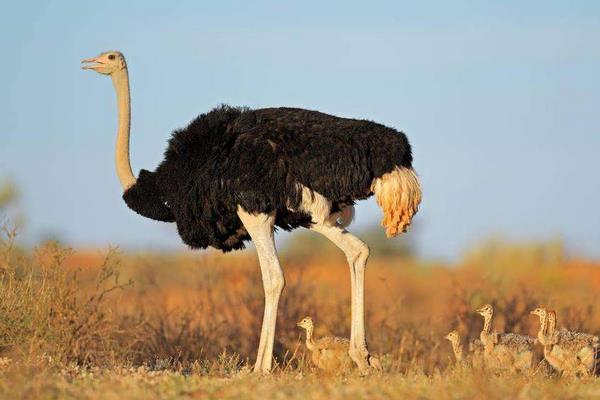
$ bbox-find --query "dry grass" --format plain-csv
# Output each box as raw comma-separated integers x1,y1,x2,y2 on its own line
3,363,600,400
1,225,600,398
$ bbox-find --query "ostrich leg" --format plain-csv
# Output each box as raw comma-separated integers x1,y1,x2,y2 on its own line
237,207,285,373
311,223,380,373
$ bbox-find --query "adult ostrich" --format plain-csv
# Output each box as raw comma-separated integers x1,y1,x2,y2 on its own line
82,50,421,373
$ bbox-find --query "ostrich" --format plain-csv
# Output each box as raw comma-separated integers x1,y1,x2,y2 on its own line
532,308,599,376
297,316,354,371
547,310,599,376
475,304,534,371
444,330,484,366
81,51,421,374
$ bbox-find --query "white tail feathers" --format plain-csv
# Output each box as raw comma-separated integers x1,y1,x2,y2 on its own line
371,166,421,237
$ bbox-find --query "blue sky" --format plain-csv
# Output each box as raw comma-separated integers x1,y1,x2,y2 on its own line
1,1,599,260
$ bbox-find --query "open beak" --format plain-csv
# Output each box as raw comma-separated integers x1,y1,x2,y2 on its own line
81,56,102,70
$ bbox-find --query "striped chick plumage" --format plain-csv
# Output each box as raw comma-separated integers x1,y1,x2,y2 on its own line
297,317,353,372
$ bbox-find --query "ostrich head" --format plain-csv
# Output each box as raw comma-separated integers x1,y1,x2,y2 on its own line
444,330,460,345
297,316,314,330
475,304,494,318
81,51,126,75
530,307,548,319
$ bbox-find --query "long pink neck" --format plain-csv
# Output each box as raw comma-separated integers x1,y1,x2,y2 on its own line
111,68,136,191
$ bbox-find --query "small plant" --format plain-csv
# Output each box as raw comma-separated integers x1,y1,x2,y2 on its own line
0,228,133,366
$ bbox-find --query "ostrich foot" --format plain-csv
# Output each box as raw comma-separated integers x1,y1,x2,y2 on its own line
252,364,270,375
368,355,383,371
350,347,382,374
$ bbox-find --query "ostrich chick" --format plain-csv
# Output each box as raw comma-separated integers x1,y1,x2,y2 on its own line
475,304,534,372
535,308,599,377
531,307,565,374
297,317,355,372
529,307,561,376
445,330,484,367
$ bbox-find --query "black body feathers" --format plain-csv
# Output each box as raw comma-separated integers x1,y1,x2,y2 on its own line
123,169,175,222
123,106,413,251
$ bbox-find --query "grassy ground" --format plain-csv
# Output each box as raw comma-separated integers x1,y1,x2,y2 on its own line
3,364,600,400
1,227,600,398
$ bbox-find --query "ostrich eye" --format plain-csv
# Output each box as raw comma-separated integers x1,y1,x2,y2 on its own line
108,54,116,60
